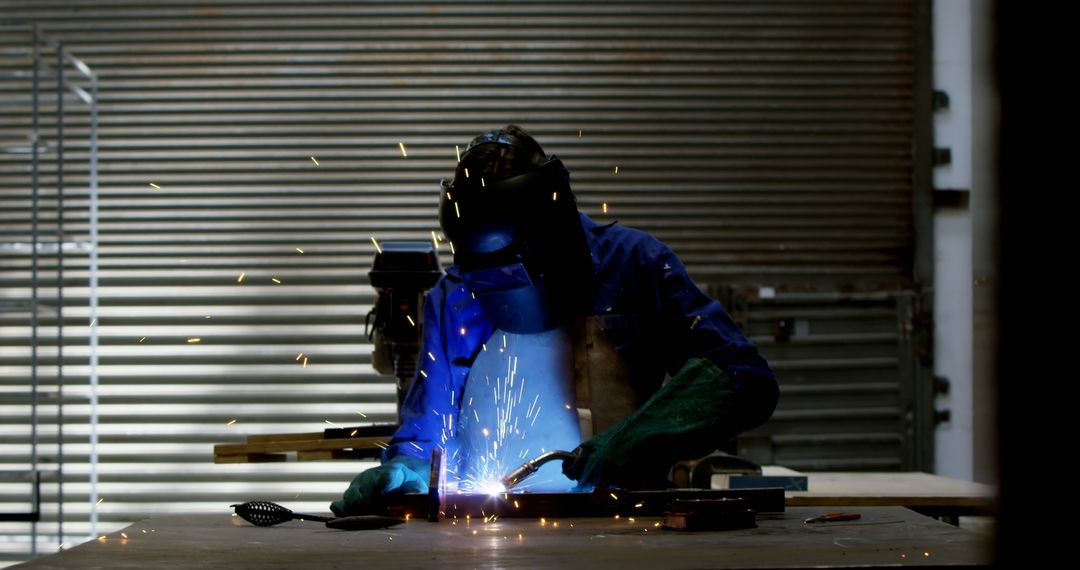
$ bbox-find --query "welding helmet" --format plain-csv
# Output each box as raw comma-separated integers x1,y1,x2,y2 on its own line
439,130,592,334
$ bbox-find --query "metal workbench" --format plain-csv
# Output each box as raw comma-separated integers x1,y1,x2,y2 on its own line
14,506,991,569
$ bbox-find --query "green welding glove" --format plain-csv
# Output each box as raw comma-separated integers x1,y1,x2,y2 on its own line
330,454,430,517
562,357,740,489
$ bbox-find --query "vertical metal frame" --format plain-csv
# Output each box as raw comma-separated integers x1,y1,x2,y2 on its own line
910,0,938,471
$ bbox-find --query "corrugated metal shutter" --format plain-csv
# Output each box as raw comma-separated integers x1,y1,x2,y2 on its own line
0,0,924,559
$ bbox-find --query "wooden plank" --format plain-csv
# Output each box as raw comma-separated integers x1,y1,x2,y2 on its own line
246,432,324,443
213,453,287,464
213,436,388,456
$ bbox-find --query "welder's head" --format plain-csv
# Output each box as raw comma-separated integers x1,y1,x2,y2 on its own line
439,125,592,333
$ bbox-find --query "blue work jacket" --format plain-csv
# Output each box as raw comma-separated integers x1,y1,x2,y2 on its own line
385,213,778,463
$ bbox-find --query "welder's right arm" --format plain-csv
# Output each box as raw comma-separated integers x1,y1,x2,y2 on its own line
330,455,430,516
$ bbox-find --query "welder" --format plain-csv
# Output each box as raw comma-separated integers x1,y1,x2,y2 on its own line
331,125,778,516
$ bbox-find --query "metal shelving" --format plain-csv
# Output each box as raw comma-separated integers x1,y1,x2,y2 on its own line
0,21,99,560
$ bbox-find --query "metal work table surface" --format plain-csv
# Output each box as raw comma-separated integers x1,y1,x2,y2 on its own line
17,506,990,569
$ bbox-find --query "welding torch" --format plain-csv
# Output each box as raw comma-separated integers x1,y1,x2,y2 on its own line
500,450,578,490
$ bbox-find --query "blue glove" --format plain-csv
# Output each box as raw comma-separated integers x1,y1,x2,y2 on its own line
330,454,430,516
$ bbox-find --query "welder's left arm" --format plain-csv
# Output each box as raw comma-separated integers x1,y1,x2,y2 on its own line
563,357,742,488
564,237,778,488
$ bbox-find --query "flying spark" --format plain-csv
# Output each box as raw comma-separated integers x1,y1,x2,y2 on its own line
272,278,281,284
303,357,309,367
310,156,319,166
406,315,416,326
149,183,160,189
460,327,466,336
371,237,382,254
420,370,428,378
552,192,558,201
614,166,619,174
429,352,436,361
89,319,97,327
399,142,408,157
432,230,440,249
355,410,367,417
237,272,245,283
449,241,455,254
454,202,461,218
464,168,469,178
296,247,304,254
578,129,583,138
227,419,237,425
602,202,608,213
138,337,147,343
296,352,304,361
455,145,461,162
187,338,201,343
350,429,358,436
97,498,104,505
121,533,128,538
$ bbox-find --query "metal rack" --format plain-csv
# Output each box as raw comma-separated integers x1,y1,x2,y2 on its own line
0,22,99,560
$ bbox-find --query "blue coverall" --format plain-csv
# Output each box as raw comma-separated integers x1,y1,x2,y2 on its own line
385,213,779,468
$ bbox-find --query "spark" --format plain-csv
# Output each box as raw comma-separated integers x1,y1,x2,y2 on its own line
552,192,558,201
464,167,470,178
614,166,619,174
614,514,619,519
454,202,461,218
89,318,97,327
296,247,304,254
350,429,358,436
325,420,341,427
634,502,644,508
141,530,147,534
227,419,237,425
518,533,523,540
355,410,367,418
578,129,583,138
653,522,660,527
371,237,382,254
121,533,128,539
420,370,428,378
303,356,309,367
410,442,423,450
472,530,477,535
482,428,489,437
565,404,571,410
97,498,104,505
138,337,147,343
310,156,319,166
272,278,282,284
399,142,408,157
610,493,619,501
628,517,635,522
187,338,201,343
690,315,702,329
924,552,930,558
449,241,456,254
455,145,461,162
205,315,212,319
406,315,416,326
460,327,466,336
552,521,558,527
432,230,440,249
540,517,546,526
481,344,487,351
428,352,436,361
98,535,106,541
514,500,519,508
237,272,245,283
296,352,304,361
149,183,160,189
602,202,608,213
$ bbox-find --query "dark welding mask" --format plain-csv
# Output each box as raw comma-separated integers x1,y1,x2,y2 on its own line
438,134,592,334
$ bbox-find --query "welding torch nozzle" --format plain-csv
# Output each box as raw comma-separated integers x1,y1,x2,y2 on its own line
500,450,577,490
